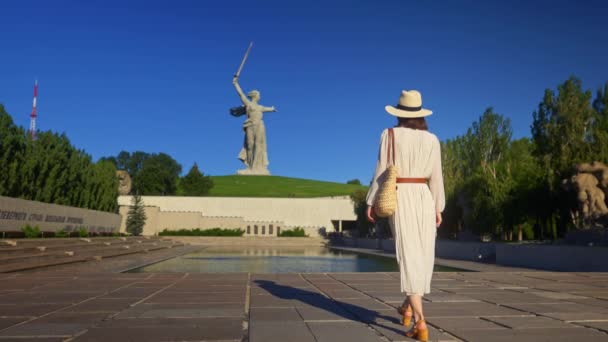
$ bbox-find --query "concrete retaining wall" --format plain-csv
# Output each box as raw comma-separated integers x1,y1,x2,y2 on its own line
381,239,396,252
117,206,318,237
331,237,608,271
118,196,356,237
0,196,121,233
163,236,327,247
435,240,496,262
496,244,608,271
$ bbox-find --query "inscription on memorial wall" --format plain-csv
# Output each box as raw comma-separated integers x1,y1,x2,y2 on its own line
0,196,121,234
0,209,84,225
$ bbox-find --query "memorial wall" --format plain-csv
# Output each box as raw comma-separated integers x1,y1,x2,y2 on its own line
0,196,121,233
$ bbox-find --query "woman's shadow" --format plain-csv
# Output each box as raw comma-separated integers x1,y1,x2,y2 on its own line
254,280,407,337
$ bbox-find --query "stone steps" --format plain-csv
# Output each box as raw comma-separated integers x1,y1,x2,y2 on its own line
0,240,136,258
0,238,184,273
0,236,151,248
0,240,166,264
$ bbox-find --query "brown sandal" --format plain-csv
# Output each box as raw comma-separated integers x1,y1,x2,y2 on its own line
405,319,428,341
397,304,412,326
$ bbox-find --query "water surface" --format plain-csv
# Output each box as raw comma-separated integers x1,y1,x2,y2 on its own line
127,246,465,273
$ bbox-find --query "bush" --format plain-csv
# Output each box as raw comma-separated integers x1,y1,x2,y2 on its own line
77,227,89,237
21,225,41,238
278,227,308,237
521,222,535,240
55,229,69,238
159,228,245,237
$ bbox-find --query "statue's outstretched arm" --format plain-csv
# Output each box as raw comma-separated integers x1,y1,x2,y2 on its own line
232,77,249,105
262,105,277,113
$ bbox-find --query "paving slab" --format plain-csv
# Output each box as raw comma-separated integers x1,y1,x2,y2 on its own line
0,312,108,337
1,292,94,305
115,302,244,319
73,317,243,342
565,297,608,308
424,301,530,318
249,296,295,308
296,305,356,321
364,291,408,302
142,292,245,304
306,321,386,342
574,321,608,332
424,291,481,303
335,297,394,310
449,327,608,342
526,290,589,300
0,317,30,330
249,321,316,342
343,307,401,324
461,290,562,304
503,302,608,319
371,318,459,342
541,311,608,322
322,289,368,298
62,298,137,313
0,338,65,342
0,322,88,337
0,304,68,317
249,307,302,322
484,316,582,329
427,317,507,331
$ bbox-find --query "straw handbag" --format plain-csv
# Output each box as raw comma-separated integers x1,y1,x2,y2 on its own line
374,128,398,217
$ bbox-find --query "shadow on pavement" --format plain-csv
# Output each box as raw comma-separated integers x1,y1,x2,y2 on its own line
255,280,407,338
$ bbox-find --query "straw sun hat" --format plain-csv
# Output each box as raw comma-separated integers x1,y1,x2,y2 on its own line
385,90,432,118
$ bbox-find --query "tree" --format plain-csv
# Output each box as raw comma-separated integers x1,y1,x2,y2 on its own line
178,163,214,196
126,194,146,236
349,190,374,237
531,77,600,236
532,77,596,181
103,151,182,195
0,105,117,212
347,179,361,185
592,83,608,162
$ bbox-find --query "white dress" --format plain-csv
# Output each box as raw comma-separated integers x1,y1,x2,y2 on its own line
366,127,445,296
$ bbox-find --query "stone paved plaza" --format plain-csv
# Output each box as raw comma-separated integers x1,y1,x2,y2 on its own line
1,247,608,341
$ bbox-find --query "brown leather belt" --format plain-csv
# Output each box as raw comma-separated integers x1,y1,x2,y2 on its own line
396,177,429,184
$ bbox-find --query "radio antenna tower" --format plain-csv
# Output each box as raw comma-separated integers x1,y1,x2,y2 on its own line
29,80,38,140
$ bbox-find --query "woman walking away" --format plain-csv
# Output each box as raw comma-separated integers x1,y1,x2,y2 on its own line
366,90,445,341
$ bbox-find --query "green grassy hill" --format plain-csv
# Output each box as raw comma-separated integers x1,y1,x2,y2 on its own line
207,175,368,198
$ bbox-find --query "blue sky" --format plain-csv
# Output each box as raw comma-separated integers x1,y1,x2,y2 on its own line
1,0,607,183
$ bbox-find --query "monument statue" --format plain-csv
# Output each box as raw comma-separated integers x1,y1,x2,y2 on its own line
563,161,608,227
230,42,277,175
116,170,132,195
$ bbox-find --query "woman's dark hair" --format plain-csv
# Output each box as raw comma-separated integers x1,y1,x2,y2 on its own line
396,117,428,131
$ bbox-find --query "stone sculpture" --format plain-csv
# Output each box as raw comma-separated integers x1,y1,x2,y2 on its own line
563,161,608,226
229,43,277,175
116,170,132,195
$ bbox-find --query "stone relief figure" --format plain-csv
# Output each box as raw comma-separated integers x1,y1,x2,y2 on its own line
116,170,132,195
230,76,277,175
563,161,608,227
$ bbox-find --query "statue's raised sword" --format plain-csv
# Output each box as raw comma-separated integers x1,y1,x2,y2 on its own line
234,42,253,78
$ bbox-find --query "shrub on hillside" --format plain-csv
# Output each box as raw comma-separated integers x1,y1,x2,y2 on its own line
278,227,308,237
159,228,244,236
